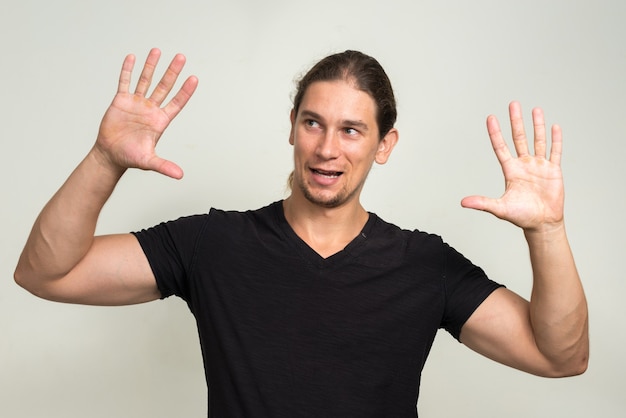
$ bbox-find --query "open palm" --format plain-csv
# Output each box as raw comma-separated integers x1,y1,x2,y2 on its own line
95,48,198,179
461,102,565,232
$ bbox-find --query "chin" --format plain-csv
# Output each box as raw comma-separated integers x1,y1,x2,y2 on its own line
302,186,358,209
303,192,343,208
295,174,360,209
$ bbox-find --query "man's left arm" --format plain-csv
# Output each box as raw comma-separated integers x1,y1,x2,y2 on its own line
459,102,588,377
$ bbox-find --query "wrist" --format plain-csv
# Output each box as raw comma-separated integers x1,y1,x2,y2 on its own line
523,220,567,245
89,145,127,180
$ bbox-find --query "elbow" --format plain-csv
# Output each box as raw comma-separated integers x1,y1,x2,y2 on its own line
544,350,589,378
549,362,588,378
14,263,57,301
14,263,31,292
14,265,42,298
14,253,37,292
560,354,589,377
542,318,590,378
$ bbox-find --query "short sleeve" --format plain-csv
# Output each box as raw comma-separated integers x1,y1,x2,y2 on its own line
132,214,210,301
440,243,504,341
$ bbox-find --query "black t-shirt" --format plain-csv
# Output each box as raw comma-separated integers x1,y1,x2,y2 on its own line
133,201,502,417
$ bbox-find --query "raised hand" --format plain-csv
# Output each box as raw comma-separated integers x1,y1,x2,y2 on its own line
94,48,198,179
461,102,565,232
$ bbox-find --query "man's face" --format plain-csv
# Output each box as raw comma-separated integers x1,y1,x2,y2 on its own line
289,80,397,209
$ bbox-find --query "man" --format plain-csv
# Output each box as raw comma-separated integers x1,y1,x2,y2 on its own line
15,48,588,416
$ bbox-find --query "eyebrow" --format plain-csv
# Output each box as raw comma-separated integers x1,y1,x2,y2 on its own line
299,110,370,132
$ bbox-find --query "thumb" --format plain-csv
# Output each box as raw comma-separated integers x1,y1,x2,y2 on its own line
461,195,496,213
145,155,184,179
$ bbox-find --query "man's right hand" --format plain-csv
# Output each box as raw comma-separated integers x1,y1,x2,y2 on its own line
94,48,198,179
14,49,196,305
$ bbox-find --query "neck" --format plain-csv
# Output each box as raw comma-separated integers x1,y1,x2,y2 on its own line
283,194,369,258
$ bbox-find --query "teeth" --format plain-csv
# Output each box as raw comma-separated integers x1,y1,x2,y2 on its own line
314,169,341,178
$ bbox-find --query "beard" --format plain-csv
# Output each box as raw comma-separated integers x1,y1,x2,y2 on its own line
294,170,367,209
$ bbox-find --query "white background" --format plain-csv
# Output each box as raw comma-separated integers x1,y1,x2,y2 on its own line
1,0,624,416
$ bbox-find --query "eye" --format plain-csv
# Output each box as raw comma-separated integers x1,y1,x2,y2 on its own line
343,127,358,136
305,119,320,128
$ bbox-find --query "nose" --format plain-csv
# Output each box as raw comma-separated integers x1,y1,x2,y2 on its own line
316,130,340,160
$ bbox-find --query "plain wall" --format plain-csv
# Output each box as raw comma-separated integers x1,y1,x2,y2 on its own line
1,0,624,416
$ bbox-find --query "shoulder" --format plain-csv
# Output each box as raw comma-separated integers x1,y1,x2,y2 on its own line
359,213,448,269
204,201,282,233
369,213,445,252
139,201,281,233
134,201,284,248
208,201,280,221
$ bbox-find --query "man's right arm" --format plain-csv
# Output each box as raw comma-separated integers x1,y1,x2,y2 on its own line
14,49,198,306
14,148,161,305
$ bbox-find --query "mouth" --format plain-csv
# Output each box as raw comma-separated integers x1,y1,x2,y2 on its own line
311,168,343,178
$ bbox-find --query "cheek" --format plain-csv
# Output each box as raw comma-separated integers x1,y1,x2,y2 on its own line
292,139,305,155
344,143,378,165
292,133,317,155
291,140,311,165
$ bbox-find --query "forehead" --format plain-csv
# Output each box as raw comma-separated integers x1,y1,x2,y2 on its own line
298,80,378,124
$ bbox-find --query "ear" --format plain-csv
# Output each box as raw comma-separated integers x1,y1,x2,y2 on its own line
375,128,399,164
289,108,296,145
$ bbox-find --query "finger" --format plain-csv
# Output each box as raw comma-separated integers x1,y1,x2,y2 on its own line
135,48,161,97
118,54,136,94
509,101,530,157
549,124,563,166
461,195,510,223
146,155,184,180
486,114,513,165
163,75,199,120
532,107,547,159
461,195,502,217
149,53,187,106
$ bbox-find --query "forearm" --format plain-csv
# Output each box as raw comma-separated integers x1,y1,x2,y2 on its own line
15,147,125,288
525,222,589,374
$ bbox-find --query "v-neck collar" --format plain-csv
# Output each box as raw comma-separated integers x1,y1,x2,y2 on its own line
271,200,377,269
